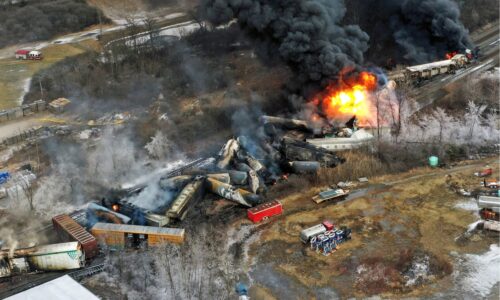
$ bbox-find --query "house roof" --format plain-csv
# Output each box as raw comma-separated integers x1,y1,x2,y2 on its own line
6,275,99,300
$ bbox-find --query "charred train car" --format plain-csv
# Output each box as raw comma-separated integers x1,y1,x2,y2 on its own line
388,53,471,83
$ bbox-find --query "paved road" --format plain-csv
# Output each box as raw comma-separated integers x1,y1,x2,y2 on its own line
411,22,500,112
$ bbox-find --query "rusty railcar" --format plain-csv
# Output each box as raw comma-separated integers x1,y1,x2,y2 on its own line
90,223,184,249
52,214,98,259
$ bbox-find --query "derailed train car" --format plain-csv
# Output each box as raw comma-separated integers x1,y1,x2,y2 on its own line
166,176,205,222
388,53,471,83
52,214,99,259
90,223,185,249
0,242,85,278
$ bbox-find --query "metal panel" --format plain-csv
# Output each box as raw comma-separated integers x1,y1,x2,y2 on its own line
25,242,85,271
300,224,326,243
478,196,500,212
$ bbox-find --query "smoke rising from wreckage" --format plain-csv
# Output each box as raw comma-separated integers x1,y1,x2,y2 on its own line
0,0,499,299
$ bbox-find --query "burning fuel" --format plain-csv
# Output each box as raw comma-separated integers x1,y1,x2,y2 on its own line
311,70,378,125
445,51,459,60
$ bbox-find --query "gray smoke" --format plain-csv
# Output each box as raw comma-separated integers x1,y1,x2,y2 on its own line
201,0,370,97
347,0,473,65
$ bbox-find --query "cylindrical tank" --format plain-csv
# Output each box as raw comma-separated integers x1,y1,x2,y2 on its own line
228,170,248,185
206,173,230,184
289,161,320,173
428,156,439,167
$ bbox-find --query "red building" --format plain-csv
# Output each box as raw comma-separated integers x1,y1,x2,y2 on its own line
15,49,30,60
247,200,283,223
15,49,43,60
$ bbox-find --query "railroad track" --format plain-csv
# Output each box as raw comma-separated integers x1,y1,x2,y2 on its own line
0,264,105,298
69,263,105,280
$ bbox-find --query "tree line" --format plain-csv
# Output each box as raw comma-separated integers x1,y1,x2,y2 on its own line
0,0,107,48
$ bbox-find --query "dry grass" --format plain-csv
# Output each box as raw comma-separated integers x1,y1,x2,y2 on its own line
0,43,88,110
316,150,386,184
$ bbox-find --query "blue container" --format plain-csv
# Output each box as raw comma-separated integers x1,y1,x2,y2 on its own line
0,171,10,185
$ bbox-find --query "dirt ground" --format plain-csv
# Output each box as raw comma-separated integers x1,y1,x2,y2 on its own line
231,157,500,299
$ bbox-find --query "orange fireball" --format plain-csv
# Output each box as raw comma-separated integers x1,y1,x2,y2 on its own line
315,70,377,125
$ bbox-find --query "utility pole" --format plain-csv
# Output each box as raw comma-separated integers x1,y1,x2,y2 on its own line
39,78,44,101
98,9,103,37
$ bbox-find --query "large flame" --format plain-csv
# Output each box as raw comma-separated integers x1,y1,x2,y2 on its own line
445,51,458,60
312,70,378,125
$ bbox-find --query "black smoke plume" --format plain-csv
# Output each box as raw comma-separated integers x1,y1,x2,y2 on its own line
201,0,370,98
346,0,473,65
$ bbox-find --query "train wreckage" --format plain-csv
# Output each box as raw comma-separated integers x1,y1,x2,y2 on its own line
0,114,368,281
101,114,361,226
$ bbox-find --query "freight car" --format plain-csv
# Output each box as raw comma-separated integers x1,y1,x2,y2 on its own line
247,200,283,223
166,176,204,222
23,242,85,271
0,242,85,277
52,214,98,259
387,52,471,84
90,223,185,249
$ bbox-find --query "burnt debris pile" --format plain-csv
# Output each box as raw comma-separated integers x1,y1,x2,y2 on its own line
102,115,346,227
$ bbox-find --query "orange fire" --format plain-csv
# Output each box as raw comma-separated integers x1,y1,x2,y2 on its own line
112,204,120,212
314,70,377,125
445,51,458,60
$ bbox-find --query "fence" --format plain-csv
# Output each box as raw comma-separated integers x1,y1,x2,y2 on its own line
0,126,46,148
0,100,46,123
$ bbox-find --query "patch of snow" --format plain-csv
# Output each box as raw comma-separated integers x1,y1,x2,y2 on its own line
455,198,479,211
457,244,500,297
164,12,185,20
404,255,431,286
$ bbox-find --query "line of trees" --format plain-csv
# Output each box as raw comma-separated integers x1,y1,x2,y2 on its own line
0,0,107,48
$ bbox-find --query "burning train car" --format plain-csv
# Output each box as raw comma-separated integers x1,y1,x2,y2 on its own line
387,52,471,83
98,112,349,227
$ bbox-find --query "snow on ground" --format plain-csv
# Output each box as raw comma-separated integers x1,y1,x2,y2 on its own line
455,198,479,211
457,244,500,297
121,21,200,47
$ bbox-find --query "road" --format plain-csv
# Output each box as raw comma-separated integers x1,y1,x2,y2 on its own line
411,21,500,112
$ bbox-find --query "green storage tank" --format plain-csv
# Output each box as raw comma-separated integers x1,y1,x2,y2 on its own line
428,156,439,167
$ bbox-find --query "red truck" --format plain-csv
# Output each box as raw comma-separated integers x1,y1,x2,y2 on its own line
247,200,283,223
483,179,499,189
475,168,493,177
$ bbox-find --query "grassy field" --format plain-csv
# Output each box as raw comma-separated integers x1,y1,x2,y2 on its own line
239,157,499,299
0,41,98,110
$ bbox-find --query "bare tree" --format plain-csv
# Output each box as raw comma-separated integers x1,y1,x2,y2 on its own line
142,16,159,54
14,174,36,211
187,8,206,31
